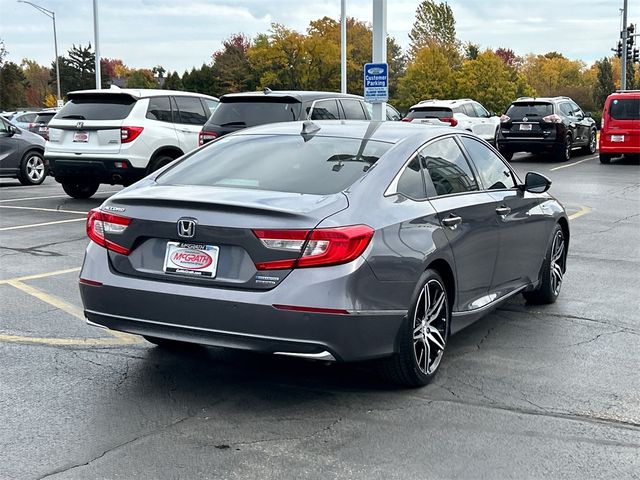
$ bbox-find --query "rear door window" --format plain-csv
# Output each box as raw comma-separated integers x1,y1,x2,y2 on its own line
461,136,516,190
56,94,136,120
421,137,479,196
310,100,340,120
146,96,173,123
609,98,639,120
472,103,490,118
462,103,476,117
209,100,301,127
174,96,209,125
396,156,426,199
157,134,392,195
340,99,367,120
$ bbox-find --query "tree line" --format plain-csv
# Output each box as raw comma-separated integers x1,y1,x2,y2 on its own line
1,0,637,119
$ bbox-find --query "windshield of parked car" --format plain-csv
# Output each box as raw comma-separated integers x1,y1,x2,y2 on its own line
406,107,453,119
209,100,302,127
55,94,136,120
157,134,392,195
505,102,553,119
609,98,640,120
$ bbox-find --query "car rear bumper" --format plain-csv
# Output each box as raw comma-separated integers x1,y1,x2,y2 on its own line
47,157,146,185
80,244,407,362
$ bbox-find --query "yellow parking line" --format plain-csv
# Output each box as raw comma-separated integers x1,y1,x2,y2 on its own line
0,267,81,285
0,334,139,346
568,206,591,220
7,280,85,320
0,205,87,215
0,217,85,231
550,156,597,171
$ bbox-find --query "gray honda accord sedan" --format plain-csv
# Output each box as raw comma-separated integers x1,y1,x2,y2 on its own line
79,120,569,387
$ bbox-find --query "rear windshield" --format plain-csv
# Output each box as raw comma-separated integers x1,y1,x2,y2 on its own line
506,102,553,119
406,107,453,119
157,134,392,195
609,98,640,120
55,94,136,120
209,100,302,127
34,113,56,123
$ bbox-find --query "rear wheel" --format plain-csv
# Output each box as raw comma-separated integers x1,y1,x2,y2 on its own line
61,180,99,199
523,224,566,305
378,270,449,387
554,135,572,162
18,151,47,185
599,153,612,164
582,129,597,155
148,155,175,173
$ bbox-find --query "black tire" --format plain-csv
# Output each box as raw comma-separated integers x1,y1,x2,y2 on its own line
523,224,566,305
599,153,612,164
18,150,47,185
148,155,175,173
499,148,513,161
378,269,450,387
582,129,597,155
144,336,194,349
554,135,572,162
61,181,100,199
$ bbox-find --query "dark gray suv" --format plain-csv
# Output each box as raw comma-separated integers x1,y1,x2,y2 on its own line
0,117,47,185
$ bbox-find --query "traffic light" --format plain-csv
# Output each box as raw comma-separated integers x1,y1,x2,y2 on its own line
634,48,640,64
627,38,634,59
616,40,623,58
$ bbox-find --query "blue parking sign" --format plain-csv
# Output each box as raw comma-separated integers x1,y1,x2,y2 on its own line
364,63,388,103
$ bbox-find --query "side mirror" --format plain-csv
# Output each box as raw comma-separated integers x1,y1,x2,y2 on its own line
489,111,497,117
522,172,552,193
1,125,17,137
584,112,592,118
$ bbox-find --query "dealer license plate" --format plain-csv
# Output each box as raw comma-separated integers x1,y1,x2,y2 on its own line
611,135,625,142
519,124,533,131
73,131,89,142
163,242,219,278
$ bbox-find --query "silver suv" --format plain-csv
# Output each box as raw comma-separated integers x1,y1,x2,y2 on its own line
45,87,219,198
403,99,500,144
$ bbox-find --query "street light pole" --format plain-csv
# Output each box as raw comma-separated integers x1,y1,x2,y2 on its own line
93,0,101,89
17,0,62,104
340,0,347,94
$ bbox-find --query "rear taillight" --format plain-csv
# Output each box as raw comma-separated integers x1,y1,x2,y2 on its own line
120,126,144,143
401,117,413,122
500,115,511,123
28,123,36,129
253,225,374,270
542,114,562,124
199,130,219,146
86,208,131,255
441,117,458,127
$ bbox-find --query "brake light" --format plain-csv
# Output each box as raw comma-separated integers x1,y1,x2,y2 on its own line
500,115,511,123
86,208,131,255
120,126,144,143
401,117,413,122
441,117,458,127
199,130,219,145
542,114,562,124
253,225,374,270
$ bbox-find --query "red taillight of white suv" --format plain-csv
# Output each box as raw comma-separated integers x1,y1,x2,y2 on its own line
199,130,219,146
86,208,131,255
120,126,144,143
252,225,374,270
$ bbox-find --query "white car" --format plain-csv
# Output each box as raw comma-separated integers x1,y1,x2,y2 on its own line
403,99,500,144
45,87,219,199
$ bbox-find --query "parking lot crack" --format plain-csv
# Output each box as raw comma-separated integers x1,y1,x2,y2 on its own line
227,417,344,449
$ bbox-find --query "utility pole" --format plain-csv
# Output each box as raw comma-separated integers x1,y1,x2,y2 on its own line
93,0,101,89
341,0,347,94
621,0,628,90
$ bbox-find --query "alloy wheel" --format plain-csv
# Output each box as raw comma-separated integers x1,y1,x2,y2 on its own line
564,136,572,160
26,155,45,183
550,230,565,296
589,130,597,153
412,279,448,375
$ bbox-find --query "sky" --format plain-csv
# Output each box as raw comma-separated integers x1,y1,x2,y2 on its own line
0,0,635,72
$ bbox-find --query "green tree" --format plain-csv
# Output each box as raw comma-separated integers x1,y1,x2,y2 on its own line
53,44,111,96
162,71,183,91
396,44,456,111
181,64,218,95
212,33,255,95
21,59,51,107
0,61,26,109
408,0,457,56
464,42,480,60
125,69,157,88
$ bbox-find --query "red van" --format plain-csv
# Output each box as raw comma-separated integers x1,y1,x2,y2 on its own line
599,90,640,163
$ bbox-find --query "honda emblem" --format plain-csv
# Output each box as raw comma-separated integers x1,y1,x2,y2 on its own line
76,121,84,129
177,219,196,238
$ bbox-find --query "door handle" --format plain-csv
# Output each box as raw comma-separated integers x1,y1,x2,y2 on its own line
496,206,511,216
442,215,462,228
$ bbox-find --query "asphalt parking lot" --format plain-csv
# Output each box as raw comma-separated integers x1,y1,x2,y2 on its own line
1,151,638,480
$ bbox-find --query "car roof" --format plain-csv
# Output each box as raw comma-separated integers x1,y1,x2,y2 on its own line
233,119,457,144
66,87,218,101
409,99,474,109
512,96,573,103
607,90,640,98
220,90,365,103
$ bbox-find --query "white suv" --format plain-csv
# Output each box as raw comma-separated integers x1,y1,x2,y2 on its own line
45,87,219,198
403,99,500,144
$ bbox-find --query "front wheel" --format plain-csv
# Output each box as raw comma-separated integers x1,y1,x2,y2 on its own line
582,129,597,155
378,270,450,387
18,151,47,185
523,224,566,305
61,180,100,199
